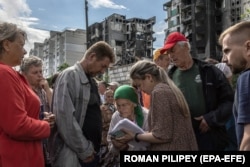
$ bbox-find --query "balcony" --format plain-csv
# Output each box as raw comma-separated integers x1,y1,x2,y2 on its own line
181,16,192,24
215,9,222,16
196,0,205,8
181,4,192,11
196,40,206,47
196,25,206,34
195,12,205,21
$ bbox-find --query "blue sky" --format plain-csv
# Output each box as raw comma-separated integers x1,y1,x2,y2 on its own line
0,0,168,52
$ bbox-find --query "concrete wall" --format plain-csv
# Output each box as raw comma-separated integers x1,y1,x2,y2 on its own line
109,64,133,84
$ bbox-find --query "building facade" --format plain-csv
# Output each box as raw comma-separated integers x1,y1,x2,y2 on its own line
30,14,155,83
87,13,156,83
87,13,156,66
163,0,250,61
30,1,250,81
30,29,86,78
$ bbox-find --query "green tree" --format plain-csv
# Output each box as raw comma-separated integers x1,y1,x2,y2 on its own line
241,8,250,19
57,63,70,72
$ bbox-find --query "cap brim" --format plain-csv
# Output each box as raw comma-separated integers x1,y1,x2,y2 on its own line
160,43,175,54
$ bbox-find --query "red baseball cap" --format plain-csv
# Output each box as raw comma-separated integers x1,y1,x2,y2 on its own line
160,32,188,54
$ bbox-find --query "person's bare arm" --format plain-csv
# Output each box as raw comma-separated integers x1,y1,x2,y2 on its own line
118,129,166,144
240,124,250,150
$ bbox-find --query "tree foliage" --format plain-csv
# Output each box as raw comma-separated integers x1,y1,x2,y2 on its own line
241,8,250,19
57,63,70,72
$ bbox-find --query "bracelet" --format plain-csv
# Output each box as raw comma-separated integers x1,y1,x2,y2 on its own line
134,133,140,142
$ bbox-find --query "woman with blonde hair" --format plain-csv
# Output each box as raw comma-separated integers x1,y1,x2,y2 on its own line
0,22,52,167
119,60,198,150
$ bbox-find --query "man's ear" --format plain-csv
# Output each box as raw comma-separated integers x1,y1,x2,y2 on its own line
88,52,96,61
246,40,250,49
145,74,153,82
245,40,250,57
90,52,96,58
2,40,10,52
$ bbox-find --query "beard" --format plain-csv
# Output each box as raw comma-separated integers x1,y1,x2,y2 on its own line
230,58,247,74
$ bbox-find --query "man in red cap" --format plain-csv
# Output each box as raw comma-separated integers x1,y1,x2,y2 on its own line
160,32,188,54
164,32,234,150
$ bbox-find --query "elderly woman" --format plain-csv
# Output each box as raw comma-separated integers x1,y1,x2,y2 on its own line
0,22,53,167
109,85,149,149
20,56,55,166
100,85,148,167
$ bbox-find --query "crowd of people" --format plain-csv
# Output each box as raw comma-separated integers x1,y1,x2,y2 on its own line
0,20,250,167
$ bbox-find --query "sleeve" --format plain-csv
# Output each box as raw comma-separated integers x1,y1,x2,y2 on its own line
237,73,250,124
0,70,50,140
53,72,94,160
203,66,234,127
107,111,120,144
150,87,173,142
107,111,120,152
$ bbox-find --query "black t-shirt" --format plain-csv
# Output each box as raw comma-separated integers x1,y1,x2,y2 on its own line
82,76,102,152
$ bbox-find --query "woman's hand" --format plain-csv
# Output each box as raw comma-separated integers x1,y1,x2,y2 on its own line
111,138,129,151
115,128,135,144
43,112,55,128
82,152,96,163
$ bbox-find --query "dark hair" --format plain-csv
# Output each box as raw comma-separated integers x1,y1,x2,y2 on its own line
98,80,109,88
205,58,219,65
85,41,115,63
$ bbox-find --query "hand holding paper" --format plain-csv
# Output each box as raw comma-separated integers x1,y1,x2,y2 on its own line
109,118,149,148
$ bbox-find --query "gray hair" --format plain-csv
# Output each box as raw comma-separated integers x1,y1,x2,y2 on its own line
177,41,191,50
20,56,42,73
0,22,27,55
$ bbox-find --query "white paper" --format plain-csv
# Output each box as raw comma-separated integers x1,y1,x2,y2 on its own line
110,118,149,147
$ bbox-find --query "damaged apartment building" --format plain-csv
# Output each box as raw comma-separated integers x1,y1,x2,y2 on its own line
87,13,156,66
31,0,250,82
87,13,156,83
30,14,155,82
163,0,250,60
